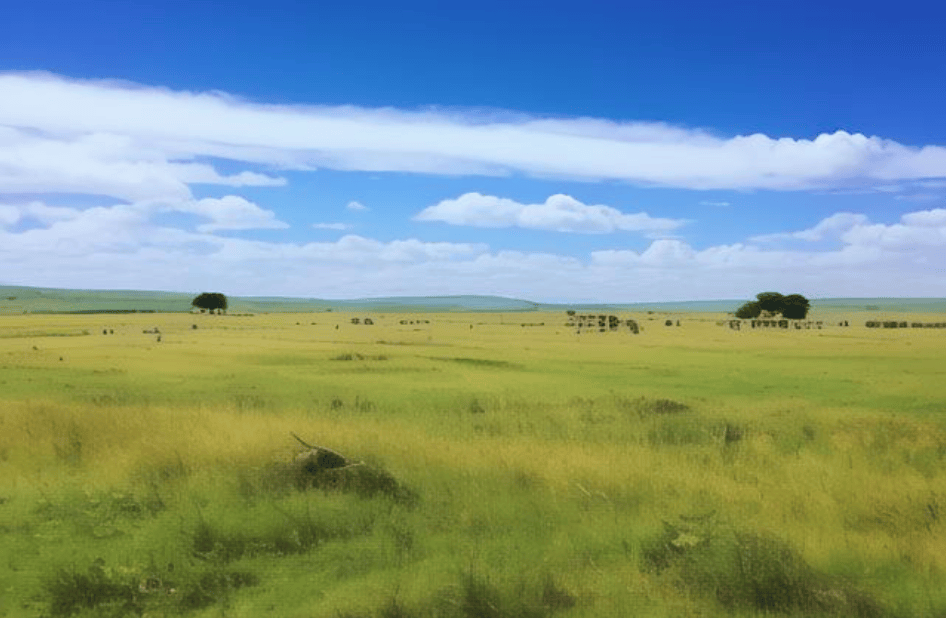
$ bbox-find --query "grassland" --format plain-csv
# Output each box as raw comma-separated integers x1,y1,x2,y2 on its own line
1,309,946,617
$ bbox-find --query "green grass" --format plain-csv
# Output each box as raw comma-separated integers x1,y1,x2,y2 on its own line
2,310,946,616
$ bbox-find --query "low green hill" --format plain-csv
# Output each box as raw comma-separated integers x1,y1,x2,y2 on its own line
2,285,944,314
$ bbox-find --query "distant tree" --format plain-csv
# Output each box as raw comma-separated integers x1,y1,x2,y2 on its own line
781,294,811,319
192,292,228,314
755,292,785,316
735,301,762,319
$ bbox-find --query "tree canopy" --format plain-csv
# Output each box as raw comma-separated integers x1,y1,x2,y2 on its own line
781,294,811,319
192,292,228,314
755,292,785,315
734,301,762,319
734,292,810,320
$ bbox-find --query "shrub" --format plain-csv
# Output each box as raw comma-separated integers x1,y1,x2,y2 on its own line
641,518,885,617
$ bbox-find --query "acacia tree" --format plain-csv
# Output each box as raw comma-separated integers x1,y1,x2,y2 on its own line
734,301,762,319
734,292,810,320
192,292,228,314
781,294,811,319
755,292,785,316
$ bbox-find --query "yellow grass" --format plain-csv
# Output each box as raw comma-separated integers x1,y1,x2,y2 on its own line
2,309,946,616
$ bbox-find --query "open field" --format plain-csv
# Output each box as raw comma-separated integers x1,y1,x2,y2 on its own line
2,309,946,617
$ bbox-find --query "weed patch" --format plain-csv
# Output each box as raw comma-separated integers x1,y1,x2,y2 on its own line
428,356,520,369
284,461,418,505
44,560,143,617
641,515,885,616
43,557,259,617
333,352,389,361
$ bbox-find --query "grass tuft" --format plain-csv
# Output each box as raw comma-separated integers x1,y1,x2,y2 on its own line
641,515,886,616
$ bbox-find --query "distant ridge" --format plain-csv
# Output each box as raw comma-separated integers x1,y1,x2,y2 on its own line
1,285,945,314
0,285,540,313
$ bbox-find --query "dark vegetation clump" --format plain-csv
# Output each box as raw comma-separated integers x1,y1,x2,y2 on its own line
268,435,419,506
332,352,388,361
640,515,885,617
721,422,743,445
629,397,690,417
43,558,258,617
449,570,567,618
44,560,141,617
340,570,576,618
292,461,418,505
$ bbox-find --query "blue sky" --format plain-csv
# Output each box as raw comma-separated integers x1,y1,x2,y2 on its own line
1,0,945,302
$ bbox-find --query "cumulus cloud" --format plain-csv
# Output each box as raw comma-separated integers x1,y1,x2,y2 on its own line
415,192,687,234
748,208,946,251
751,212,870,243
173,196,289,232
902,208,946,227
346,201,369,211
2,72,945,197
2,199,946,300
0,200,83,229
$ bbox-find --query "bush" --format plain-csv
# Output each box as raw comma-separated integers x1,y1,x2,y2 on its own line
641,517,885,617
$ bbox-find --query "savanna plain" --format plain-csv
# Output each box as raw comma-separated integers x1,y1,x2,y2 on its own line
2,309,946,617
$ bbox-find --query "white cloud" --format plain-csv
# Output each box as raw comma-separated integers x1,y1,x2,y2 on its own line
415,192,687,234
0,205,19,227
168,164,286,187
751,212,870,243
748,208,946,252
312,222,350,230
895,193,941,203
173,195,289,232
0,200,84,229
1,72,945,197
2,200,946,301
346,201,369,211
699,200,730,207
901,208,946,227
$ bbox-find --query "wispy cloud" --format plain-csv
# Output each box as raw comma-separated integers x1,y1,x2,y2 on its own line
415,192,687,234
346,201,369,211
2,72,946,201
312,222,350,230
895,193,942,203
699,200,730,207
